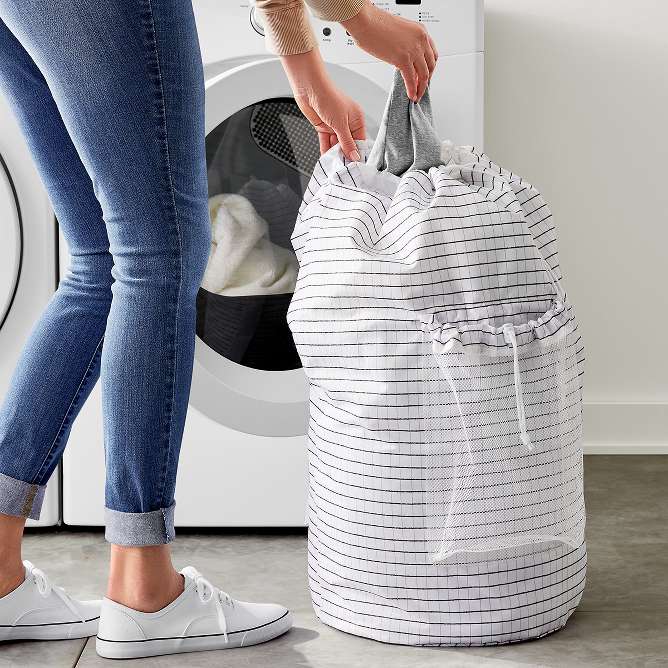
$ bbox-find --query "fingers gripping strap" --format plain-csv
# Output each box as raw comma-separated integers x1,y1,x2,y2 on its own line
367,69,443,175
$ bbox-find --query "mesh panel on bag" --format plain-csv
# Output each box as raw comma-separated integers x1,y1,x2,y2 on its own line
422,332,585,563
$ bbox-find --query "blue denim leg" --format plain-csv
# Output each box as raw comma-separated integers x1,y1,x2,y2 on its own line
0,1,210,544
0,18,113,519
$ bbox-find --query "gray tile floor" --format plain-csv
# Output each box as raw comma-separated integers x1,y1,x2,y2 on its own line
3,455,667,667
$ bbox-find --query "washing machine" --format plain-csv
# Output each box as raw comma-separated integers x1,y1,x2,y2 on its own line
63,0,484,527
0,97,60,527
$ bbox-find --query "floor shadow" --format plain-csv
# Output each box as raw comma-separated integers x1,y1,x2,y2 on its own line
227,626,320,668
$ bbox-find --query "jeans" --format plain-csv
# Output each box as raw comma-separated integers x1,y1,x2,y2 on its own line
0,0,210,545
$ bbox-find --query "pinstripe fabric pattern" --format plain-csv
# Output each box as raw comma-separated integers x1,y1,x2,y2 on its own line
288,140,586,646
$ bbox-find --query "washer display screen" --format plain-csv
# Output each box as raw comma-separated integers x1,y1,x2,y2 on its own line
198,98,319,372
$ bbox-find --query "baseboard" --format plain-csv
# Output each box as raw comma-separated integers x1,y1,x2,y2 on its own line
584,442,668,455
583,402,668,454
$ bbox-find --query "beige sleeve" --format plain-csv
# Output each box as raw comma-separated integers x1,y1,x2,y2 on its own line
256,0,364,56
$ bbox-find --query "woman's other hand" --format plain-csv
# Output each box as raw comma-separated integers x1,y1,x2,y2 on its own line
281,50,366,159
342,0,438,102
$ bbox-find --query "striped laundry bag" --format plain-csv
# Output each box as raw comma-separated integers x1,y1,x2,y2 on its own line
288,71,586,646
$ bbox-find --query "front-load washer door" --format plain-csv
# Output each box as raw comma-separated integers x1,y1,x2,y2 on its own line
191,58,386,437
0,153,22,332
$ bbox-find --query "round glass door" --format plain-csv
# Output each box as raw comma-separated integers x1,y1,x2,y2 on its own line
0,154,22,330
197,97,316,372
190,58,387,437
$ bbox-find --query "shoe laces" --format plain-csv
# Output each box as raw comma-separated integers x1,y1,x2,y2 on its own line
182,567,233,643
24,561,85,623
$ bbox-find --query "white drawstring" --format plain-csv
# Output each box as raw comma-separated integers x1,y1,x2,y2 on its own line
502,324,534,452
184,567,233,643
25,562,86,623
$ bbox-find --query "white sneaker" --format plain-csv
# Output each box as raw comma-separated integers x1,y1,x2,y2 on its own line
0,561,100,641
96,566,292,659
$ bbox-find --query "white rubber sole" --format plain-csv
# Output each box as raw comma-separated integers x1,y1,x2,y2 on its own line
0,616,99,642
95,610,292,659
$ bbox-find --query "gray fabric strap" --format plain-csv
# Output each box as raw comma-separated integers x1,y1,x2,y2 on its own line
367,69,443,176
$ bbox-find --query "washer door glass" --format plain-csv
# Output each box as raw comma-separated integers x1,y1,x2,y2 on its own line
198,98,318,372
0,155,22,330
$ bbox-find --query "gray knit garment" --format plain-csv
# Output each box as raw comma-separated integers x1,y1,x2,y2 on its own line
367,69,443,175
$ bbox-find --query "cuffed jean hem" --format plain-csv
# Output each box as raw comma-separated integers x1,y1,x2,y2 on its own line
104,501,176,546
0,471,46,520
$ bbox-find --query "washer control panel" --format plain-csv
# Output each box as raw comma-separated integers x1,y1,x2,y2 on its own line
248,0,482,64
194,1,481,68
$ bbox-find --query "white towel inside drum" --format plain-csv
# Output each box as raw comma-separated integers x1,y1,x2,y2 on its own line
201,193,299,297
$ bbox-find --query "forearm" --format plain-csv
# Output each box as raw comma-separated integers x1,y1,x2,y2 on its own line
340,0,378,41
279,48,329,97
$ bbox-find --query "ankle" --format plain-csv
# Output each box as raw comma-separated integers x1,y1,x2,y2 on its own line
0,513,26,597
107,545,184,613
0,562,25,598
107,571,183,612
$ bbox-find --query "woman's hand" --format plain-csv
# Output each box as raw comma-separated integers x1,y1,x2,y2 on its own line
342,0,439,102
281,50,366,159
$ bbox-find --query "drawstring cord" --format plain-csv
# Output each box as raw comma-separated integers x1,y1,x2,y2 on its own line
502,324,534,452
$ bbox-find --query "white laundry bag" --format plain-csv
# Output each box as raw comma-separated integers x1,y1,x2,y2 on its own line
288,71,586,646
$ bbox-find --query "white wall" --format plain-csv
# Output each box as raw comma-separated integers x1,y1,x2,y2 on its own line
484,0,668,450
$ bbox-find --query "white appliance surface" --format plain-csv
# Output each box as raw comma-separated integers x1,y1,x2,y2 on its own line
0,97,59,527
63,0,484,527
